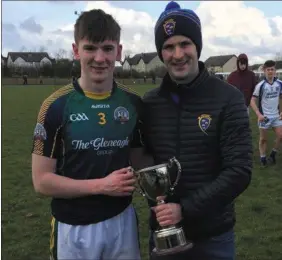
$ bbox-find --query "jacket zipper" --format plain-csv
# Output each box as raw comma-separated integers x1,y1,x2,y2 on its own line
176,89,181,160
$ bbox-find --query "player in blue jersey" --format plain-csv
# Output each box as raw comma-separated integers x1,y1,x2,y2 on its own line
251,60,282,166
31,9,143,260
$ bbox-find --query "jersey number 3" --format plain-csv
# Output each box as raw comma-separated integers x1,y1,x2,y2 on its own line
98,112,106,125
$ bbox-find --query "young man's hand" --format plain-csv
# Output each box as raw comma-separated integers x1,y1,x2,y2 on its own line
101,167,136,197
257,113,265,122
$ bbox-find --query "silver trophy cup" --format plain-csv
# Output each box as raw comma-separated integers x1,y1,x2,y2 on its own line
134,157,193,256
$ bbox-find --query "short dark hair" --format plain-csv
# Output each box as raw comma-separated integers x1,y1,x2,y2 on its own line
264,60,276,68
74,9,121,44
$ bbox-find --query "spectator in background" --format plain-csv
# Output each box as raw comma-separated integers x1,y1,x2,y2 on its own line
23,74,28,85
250,60,282,166
227,53,257,114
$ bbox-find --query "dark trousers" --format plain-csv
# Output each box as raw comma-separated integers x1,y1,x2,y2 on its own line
149,229,235,260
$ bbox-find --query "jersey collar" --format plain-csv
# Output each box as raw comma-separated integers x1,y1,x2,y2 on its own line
73,78,118,97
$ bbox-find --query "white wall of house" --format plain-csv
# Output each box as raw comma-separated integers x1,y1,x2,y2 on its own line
7,56,26,68
222,56,237,72
40,57,52,67
122,60,131,71
146,55,163,72
7,56,52,68
132,59,145,72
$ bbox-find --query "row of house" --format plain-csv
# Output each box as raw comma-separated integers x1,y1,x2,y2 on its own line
2,51,281,75
1,52,55,69
122,52,163,73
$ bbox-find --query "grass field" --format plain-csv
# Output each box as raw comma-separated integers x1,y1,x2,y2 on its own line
2,84,282,260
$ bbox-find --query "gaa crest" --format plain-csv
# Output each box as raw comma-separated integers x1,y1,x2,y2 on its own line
114,106,129,124
198,114,212,135
163,18,176,36
33,123,47,141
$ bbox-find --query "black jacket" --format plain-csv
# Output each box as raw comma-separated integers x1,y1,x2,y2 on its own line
142,62,252,242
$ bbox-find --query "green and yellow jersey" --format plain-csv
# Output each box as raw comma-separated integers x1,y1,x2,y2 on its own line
31,80,143,225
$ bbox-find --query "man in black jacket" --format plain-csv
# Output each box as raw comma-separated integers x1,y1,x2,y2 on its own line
141,1,253,259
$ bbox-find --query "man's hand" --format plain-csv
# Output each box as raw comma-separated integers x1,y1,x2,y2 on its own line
101,167,136,197
279,112,282,120
257,113,265,122
152,197,182,227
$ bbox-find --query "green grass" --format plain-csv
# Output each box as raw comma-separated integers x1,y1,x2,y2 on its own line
2,84,282,260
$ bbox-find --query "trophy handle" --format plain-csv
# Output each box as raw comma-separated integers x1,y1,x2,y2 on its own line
131,167,147,198
168,157,181,193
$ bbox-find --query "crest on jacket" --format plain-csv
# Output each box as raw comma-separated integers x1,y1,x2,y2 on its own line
198,114,212,135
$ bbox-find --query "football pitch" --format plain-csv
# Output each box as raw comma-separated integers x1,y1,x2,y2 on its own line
2,84,282,260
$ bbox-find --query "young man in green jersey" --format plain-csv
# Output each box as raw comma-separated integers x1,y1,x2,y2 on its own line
31,9,142,260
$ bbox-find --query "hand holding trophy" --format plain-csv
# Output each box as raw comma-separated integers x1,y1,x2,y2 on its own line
133,157,193,256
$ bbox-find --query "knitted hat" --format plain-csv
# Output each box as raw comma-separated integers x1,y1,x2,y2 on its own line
154,1,202,61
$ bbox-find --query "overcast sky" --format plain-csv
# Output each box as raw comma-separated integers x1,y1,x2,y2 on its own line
2,1,282,64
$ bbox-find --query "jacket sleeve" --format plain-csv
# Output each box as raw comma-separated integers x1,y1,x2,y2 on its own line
179,90,252,218
226,72,234,85
251,72,257,94
130,97,145,148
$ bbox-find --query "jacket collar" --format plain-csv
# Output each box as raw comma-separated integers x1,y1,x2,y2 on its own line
159,61,210,96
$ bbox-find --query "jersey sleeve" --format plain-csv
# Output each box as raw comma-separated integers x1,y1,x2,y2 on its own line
278,80,282,95
32,97,63,159
252,82,262,97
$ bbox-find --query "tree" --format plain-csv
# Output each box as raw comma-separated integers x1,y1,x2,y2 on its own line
274,52,282,61
20,46,27,52
55,48,68,60
68,50,74,61
38,46,47,52
40,63,53,77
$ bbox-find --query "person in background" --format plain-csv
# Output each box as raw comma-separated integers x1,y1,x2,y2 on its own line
227,53,257,114
250,60,282,166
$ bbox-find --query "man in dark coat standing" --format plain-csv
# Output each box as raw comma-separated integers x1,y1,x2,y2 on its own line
139,1,253,260
227,53,257,114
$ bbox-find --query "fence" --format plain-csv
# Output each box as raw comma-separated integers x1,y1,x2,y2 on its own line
2,77,162,86
2,77,72,85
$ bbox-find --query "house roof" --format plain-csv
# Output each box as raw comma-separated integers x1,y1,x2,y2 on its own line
275,60,282,69
205,55,236,67
142,52,158,64
124,52,158,65
7,52,55,63
128,54,142,65
249,63,262,70
249,60,282,71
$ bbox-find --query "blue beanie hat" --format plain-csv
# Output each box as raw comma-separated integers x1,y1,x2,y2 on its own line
154,1,202,61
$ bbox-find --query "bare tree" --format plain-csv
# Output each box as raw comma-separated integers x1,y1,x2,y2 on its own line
20,46,27,52
274,52,282,61
55,48,68,60
122,50,133,61
39,45,47,52
69,50,74,61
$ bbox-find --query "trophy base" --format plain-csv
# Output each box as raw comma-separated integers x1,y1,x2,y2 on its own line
152,226,193,256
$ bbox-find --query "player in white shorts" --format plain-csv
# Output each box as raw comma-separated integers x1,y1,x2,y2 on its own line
251,60,282,166
31,9,142,260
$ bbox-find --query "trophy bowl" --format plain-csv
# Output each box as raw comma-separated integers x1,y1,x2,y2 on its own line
134,157,193,256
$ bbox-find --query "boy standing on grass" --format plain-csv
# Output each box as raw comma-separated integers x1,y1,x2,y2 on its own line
251,60,282,166
31,9,143,260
